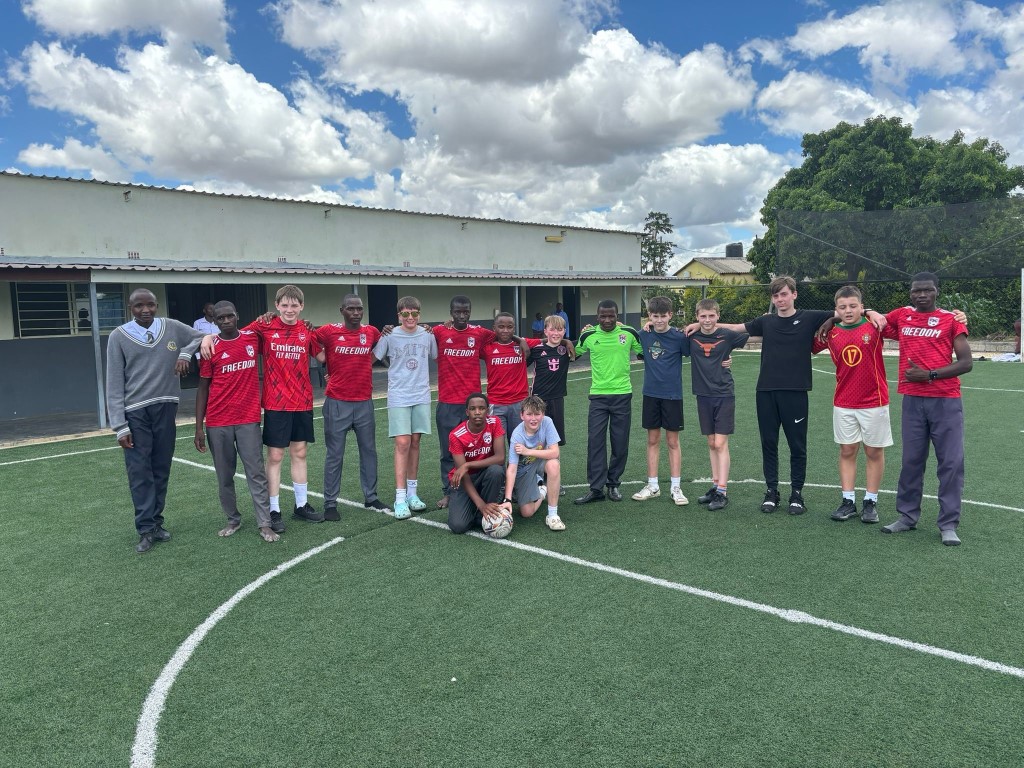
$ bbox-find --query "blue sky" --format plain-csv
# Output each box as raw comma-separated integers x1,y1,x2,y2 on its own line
2,1,1022,267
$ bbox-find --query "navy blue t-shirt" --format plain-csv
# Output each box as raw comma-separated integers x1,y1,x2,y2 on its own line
638,327,689,399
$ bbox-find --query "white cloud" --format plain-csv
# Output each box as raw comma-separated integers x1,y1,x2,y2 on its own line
18,137,128,180
756,70,916,135
9,41,384,188
738,37,787,67
277,0,758,166
23,0,230,55
787,0,970,86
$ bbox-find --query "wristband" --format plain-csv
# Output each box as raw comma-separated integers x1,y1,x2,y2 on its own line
503,498,513,504
928,370,938,381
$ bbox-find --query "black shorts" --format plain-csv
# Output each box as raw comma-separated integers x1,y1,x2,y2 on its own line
263,409,315,448
696,396,736,436
641,396,683,431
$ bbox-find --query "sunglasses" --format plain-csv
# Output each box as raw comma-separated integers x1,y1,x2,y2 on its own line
399,310,421,318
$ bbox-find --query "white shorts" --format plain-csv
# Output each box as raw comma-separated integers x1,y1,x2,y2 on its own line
833,405,893,447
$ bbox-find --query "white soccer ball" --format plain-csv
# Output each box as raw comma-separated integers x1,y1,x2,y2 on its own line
482,508,513,539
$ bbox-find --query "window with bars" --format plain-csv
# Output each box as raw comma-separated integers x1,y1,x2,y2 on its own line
11,283,127,338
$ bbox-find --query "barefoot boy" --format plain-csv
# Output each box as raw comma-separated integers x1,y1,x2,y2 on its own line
503,396,564,531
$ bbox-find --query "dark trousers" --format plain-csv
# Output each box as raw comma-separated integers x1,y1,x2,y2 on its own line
545,396,566,446
448,464,504,534
207,423,271,528
755,390,809,492
323,398,379,505
124,402,178,535
896,396,965,530
436,402,465,496
586,394,632,492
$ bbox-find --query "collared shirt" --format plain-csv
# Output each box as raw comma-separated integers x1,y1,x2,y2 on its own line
121,318,163,343
193,317,218,334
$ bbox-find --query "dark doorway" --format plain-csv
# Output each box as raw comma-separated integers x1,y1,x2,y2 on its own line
561,286,581,341
366,284,399,330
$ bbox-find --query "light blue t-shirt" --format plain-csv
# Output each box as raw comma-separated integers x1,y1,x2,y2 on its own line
508,416,560,475
374,326,438,407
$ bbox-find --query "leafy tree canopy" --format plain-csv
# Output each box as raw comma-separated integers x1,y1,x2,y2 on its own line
641,210,675,276
748,116,1024,282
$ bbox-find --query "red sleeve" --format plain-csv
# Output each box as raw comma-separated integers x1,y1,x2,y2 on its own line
881,309,901,340
525,337,542,348
811,338,827,354
199,356,213,378
952,318,968,338
479,327,496,344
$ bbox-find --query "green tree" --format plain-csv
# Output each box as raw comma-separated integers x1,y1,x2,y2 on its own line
748,116,1024,282
641,211,675,276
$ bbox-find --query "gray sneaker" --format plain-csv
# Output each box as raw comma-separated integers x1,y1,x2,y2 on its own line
860,499,879,524
941,529,962,546
831,498,858,521
881,518,915,534
708,491,729,511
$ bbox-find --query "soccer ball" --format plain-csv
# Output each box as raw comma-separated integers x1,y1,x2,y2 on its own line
482,508,513,539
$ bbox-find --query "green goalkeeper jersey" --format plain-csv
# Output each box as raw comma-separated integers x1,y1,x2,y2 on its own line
577,325,643,395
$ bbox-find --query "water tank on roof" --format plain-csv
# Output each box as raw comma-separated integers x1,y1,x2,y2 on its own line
725,242,743,259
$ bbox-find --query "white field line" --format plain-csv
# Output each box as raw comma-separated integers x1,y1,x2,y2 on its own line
130,460,1024,766
129,536,345,768
410,516,1024,681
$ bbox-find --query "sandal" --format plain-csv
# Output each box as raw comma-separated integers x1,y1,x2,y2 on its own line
545,515,566,531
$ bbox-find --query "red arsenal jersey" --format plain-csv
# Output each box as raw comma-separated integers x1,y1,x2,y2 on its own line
314,323,380,402
448,417,505,483
243,317,321,412
883,307,968,398
433,325,495,404
813,320,889,409
483,338,540,405
199,331,262,427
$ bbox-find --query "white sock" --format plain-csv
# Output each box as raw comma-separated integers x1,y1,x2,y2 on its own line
648,477,659,489
670,477,681,491
864,491,878,502
843,490,855,501
270,495,280,512
407,479,418,497
294,483,308,507
396,488,407,504
547,505,558,518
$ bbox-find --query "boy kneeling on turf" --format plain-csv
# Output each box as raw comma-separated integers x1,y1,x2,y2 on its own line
448,393,508,534
503,396,564,531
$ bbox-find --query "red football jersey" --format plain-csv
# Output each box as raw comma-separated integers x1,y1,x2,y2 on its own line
883,307,968,398
243,318,321,412
483,338,540,405
448,416,505,483
199,332,262,427
433,325,495,404
314,323,380,402
813,320,889,409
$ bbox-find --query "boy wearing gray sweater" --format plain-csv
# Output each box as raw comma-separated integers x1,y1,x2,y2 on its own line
106,288,207,553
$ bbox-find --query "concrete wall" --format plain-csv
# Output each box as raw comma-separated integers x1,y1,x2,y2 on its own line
0,175,640,275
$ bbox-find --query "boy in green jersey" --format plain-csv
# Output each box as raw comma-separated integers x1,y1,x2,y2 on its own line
573,299,643,504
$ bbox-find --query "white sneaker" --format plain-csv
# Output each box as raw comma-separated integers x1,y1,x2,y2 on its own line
632,485,660,501
671,487,689,506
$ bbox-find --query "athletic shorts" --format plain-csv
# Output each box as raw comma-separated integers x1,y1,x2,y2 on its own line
388,403,432,437
263,409,315,448
512,458,550,505
696,396,736,436
833,405,893,447
641,396,683,431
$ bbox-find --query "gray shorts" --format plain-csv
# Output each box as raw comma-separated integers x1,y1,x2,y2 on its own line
512,458,549,504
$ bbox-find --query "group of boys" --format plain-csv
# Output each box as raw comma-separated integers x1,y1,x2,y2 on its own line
108,272,971,554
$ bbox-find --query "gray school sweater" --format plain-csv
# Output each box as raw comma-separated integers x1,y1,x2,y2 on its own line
106,319,206,439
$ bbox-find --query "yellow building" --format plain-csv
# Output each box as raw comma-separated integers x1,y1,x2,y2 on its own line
673,257,755,285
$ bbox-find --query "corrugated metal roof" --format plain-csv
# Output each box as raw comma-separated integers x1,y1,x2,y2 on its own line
0,256,681,282
676,257,753,275
0,171,642,237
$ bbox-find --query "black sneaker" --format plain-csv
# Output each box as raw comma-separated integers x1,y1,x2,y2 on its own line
861,499,879,524
760,489,780,513
708,491,729,511
788,492,807,515
365,499,392,514
323,505,340,522
831,498,858,521
269,511,285,534
293,503,324,523
697,486,717,505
